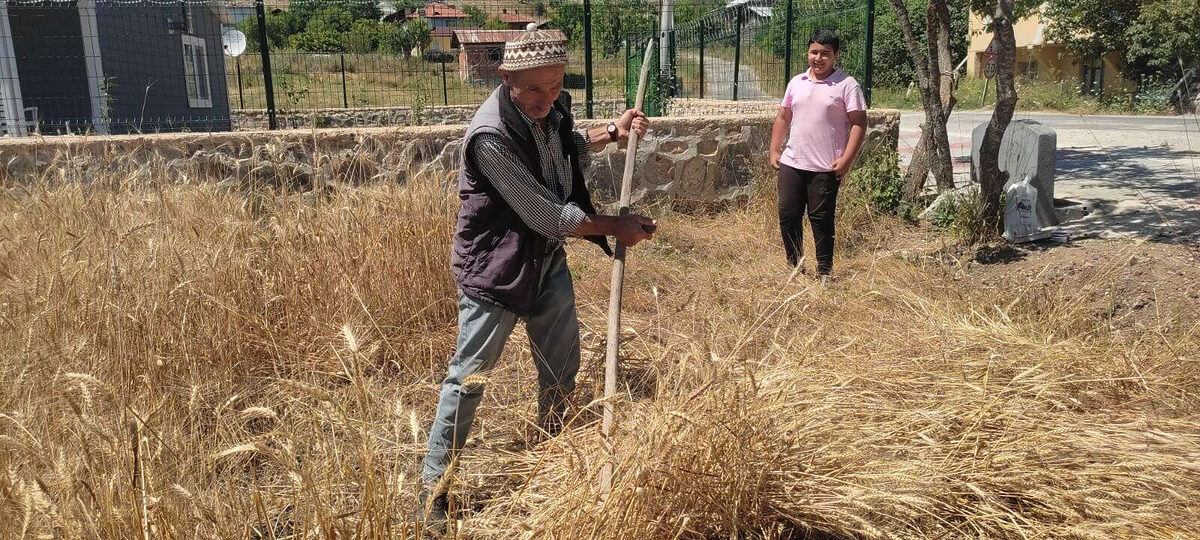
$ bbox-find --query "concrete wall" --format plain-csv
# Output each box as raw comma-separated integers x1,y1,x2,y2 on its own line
0,110,900,206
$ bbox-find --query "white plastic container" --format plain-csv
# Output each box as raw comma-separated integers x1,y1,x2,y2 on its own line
1003,175,1050,242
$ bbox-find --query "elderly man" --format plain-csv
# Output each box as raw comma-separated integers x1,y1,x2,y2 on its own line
413,24,654,530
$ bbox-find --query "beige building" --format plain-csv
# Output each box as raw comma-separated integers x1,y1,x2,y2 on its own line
967,8,1135,95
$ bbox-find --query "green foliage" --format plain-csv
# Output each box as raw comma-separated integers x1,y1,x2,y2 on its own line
237,11,300,52
275,76,310,109
307,6,356,34
593,0,656,57
378,22,414,55
843,148,911,220
929,187,988,242
760,0,871,82
672,0,724,25
869,0,970,88
289,0,381,25
289,29,345,53
346,19,384,54
547,0,584,42
463,4,489,28
966,0,1041,20
286,6,354,52
483,16,509,30
873,75,1177,114
1125,0,1200,78
1044,0,1200,83
405,19,433,54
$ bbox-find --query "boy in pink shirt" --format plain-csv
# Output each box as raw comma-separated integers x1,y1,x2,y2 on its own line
769,29,867,278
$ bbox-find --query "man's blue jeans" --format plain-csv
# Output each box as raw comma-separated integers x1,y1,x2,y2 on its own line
421,248,580,486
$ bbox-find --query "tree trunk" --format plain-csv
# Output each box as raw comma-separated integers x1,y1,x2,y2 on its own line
978,0,1018,236
890,0,957,203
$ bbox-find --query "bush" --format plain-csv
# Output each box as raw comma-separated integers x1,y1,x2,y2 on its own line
289,30,345,53
306,6,355,34
423,50,455,63
378,23,413,56
237,11,301,52
346,19,383,53
842,148,911,220
928,186,991,243
289,0,381,23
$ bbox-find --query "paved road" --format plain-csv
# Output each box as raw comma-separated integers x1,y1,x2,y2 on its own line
685,51,771,101
898,110,1200,240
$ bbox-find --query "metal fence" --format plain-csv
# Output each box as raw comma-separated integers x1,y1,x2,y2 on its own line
626,0,874,116
0,0,873,136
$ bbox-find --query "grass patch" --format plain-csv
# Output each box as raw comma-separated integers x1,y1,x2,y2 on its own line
227,49,629,111
872,76,1179,114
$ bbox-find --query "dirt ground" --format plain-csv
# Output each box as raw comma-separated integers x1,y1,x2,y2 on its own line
890,235,1200,331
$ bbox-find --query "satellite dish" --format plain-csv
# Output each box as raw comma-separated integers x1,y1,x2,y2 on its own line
222,29,247,57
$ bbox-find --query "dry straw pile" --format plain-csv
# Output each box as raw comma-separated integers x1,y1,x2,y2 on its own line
1,156,1197,538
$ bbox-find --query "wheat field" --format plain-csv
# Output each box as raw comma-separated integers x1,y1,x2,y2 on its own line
1,162,1198,539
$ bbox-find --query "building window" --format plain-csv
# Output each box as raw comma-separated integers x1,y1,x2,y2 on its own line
182,35,212,108
487,46,502,63
1081,58,1103,95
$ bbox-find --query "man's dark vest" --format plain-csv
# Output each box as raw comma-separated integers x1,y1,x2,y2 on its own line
451,85,611,316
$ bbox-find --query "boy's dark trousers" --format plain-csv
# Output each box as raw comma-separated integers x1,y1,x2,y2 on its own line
776,164,840,275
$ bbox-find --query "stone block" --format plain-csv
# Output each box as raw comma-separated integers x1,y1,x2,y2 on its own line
971,119,1058,226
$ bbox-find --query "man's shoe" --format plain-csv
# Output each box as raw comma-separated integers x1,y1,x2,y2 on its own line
410,490,448,536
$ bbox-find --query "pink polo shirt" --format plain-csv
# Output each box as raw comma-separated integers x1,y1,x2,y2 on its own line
779,69,866,173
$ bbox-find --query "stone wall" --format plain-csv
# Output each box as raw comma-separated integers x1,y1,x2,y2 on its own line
667,99,901,165
232,100,629,131
1,110,899,205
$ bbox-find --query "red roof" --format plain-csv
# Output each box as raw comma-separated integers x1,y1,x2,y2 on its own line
408,3,468,19
451,28,565,47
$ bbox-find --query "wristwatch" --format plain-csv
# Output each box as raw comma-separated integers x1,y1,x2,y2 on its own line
606,122,619,142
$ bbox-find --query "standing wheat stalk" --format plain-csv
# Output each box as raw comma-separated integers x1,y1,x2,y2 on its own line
600,38,656,497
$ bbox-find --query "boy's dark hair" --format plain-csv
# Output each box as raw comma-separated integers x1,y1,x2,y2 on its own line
808,29,840,52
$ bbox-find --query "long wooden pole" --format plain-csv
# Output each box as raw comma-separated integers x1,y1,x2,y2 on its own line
600,38,655,497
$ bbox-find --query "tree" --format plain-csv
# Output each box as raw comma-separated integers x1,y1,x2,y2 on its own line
765,0,868,67
1126,0,1200,78
529,0,548,17
306,6,356,34
406,18,433,55
289,30,345,52
593,0,656,58
379,22,415,55
976,0,1017,235
290,0,381,25
1044,0,1200,84
287,6,355,52
871,0,969,88
347,19,384,53
463,4,489,28
547,0,584,42
237,11,301,52
483,16,509,30
889,0,1037,202
886,0,957,198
